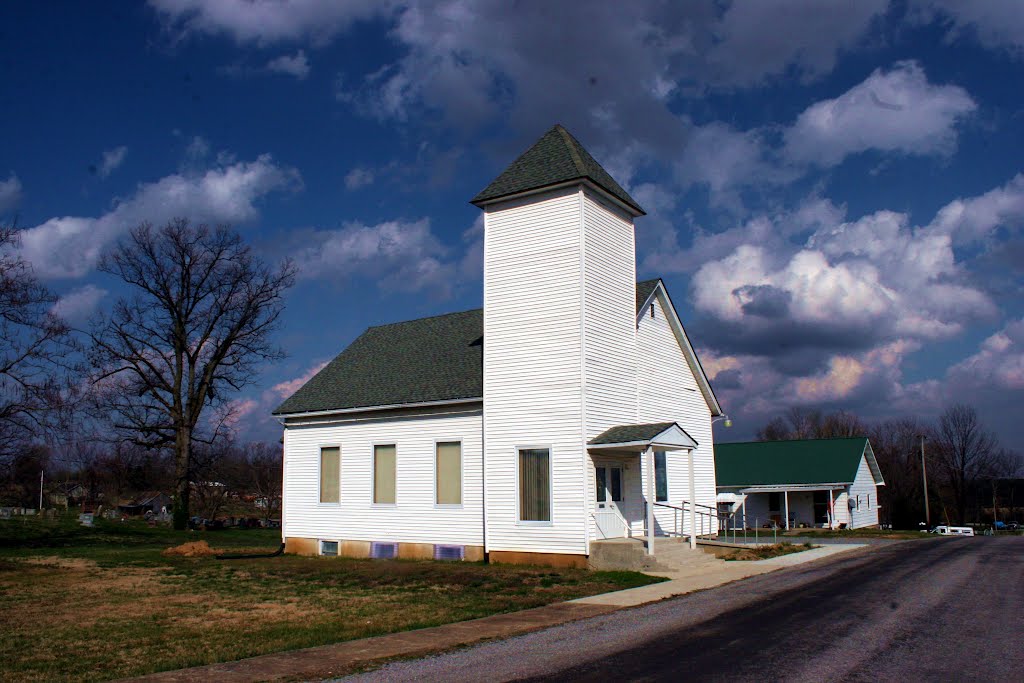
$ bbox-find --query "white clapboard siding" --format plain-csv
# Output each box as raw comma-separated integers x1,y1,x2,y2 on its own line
636,293,716,539
848,455,881,528
582,190,639,544
282,407,483,545
583,189,638,440
483,187,588,556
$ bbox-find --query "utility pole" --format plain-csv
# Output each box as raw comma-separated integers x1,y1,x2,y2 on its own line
920,435,930,528
39,470,44,512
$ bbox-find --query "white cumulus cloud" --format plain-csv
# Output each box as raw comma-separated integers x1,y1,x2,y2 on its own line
20,154,301,279
785,61,976,166
291,218,457,296
97,146,127,179
928,173,1024,245
149,0,387,45
947,318,1024,391
266,50,310,79
50,284,109,323
344,167,374,190
0,173,23,213
912,0,1024,55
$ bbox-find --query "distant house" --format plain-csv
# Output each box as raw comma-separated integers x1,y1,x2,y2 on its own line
714,438,885,530
272,125,725,567
117,491,172,516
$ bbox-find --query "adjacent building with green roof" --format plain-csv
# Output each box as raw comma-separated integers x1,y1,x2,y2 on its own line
715,438,885,530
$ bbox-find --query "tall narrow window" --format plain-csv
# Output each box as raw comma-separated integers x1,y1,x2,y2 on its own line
655,451,668,502
519,448,551,522
319,446,340,504
373,444,396,505
436,441,462,505
610,467,623,502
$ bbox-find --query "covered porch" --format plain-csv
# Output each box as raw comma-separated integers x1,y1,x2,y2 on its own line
587,422,699,555
720,484,847,530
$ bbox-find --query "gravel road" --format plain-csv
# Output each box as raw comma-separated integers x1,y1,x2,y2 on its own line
342,536,1024,682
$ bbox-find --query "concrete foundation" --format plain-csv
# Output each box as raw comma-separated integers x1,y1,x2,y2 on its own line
284,537,484,562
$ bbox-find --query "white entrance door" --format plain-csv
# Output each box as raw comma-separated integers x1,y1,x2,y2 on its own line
594,465,626,538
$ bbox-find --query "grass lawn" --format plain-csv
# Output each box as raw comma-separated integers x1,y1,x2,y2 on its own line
722,542,816,561
0,516,662,683
781,528,931,540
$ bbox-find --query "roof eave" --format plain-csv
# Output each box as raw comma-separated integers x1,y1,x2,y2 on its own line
471,178,646,217
274,396,483,420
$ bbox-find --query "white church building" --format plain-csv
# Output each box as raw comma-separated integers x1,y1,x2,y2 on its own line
274,125,725,567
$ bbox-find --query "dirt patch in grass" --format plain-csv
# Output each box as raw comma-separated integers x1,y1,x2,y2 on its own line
723,542,816,561
162,540,218,557
0,517,662,683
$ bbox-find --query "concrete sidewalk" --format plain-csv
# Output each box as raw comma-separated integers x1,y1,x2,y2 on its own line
572,543,866,607
119,543,867,683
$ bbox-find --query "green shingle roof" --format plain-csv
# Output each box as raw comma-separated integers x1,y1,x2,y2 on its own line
714,438,872,488
589,422,678,445
636,278,660,314
274,281,660,416
273,309,483,415
471,124,645,215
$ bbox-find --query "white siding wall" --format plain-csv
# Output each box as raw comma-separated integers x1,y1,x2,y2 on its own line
582,190,640,543
637,294,716,538
282,407,483,545
483,188,588,555
582,190,638,439
733,491,771,528
848,456,881,528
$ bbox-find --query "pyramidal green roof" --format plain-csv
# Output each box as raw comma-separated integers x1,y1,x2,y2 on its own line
715,438,879,488
471,124,644,215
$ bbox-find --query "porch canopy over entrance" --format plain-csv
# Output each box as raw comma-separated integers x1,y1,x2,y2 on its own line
587,421,697,453
588,422,698,553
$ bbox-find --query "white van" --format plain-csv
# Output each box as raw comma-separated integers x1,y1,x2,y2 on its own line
931,525,975,536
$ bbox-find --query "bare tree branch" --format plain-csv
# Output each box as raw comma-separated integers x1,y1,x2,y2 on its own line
87,219,295,529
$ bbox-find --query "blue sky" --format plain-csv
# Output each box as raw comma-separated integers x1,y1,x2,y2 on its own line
2,1,1022,446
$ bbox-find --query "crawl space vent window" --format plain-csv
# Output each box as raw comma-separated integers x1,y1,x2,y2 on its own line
433,544,465,561
320,540,338,556
370,542,398,559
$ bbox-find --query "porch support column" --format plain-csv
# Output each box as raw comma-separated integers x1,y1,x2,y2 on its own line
688,448,697,549
644,446,656,556
784,490,790,530
828,489,835,530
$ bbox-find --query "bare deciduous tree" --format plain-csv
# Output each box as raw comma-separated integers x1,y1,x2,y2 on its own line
0,223,70,470
756,408,866,441
934,404,998,524
88,219,295,529
247,441,282,523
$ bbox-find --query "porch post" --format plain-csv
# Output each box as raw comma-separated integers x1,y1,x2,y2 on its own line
688,448,697,549
644,447,656,556
828,489,835,529
784,490,790,530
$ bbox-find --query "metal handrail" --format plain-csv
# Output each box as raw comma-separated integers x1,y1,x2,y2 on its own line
652,500,735,539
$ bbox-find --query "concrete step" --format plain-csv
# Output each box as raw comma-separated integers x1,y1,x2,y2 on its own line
588,537,728,574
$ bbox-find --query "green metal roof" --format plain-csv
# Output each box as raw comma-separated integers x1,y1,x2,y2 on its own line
589,422,678,445
714,438,873,488
273,309,483,415
471,124,644,215
275,281,661,416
